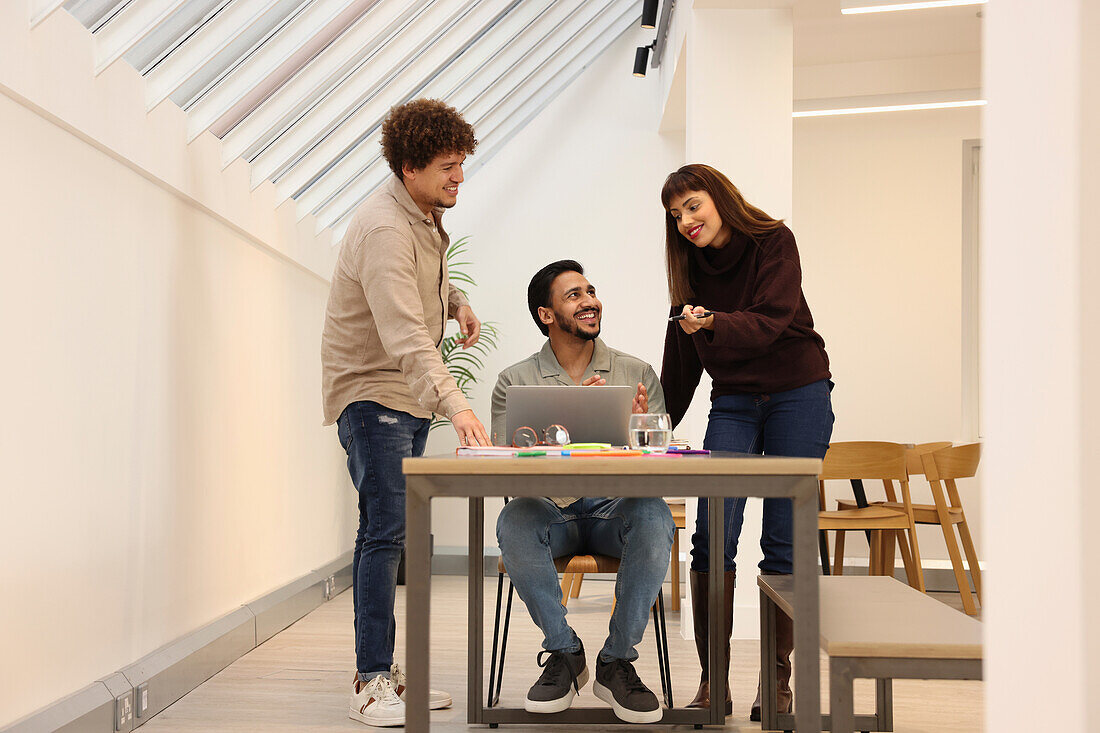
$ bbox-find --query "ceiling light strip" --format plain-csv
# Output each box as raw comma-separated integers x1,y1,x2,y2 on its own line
793,99,985,117
840,0,986,15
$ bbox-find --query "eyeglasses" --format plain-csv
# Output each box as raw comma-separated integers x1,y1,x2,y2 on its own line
511,424,571,448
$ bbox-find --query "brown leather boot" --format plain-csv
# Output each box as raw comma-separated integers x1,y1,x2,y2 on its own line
686,569,735,716
750,579,794,721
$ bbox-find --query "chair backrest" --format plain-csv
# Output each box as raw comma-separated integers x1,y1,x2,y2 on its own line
904,442,953,476
921,443,981,482
820,441,908,481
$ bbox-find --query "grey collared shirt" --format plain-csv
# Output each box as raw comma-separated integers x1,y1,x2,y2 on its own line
491,338,665,507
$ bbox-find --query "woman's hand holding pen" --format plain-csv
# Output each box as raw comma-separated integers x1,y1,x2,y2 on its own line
676,305,715,334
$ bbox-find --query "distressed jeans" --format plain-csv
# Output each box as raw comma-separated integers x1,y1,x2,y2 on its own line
497,496,675,662
690,379,835,575
337,400,429,681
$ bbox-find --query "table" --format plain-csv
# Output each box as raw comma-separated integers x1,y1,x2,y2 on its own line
403,452,822,731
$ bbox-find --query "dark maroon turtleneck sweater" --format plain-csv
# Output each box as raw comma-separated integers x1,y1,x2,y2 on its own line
660,223,831,429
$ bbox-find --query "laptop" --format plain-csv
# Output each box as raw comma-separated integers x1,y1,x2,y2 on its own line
505,385,635,446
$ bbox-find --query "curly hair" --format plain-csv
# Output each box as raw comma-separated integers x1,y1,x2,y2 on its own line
380,99,477,179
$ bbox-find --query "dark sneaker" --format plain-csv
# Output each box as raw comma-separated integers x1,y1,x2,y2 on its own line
524,642,589,713
592,657,663,723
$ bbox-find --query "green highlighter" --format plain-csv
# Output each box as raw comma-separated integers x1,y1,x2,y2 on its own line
563,442,612,451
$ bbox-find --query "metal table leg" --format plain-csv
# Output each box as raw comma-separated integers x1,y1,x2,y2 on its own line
707,496,725,725
793,479,822,733
759,588,779,730
829,658,855,733
468,497,484,723
405,479,432,732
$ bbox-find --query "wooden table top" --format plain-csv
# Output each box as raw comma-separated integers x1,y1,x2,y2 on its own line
404,452,822,476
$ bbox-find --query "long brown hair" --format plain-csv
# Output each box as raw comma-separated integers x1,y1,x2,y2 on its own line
660,164,784,305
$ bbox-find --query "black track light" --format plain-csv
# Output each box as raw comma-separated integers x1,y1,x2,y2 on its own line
633,44,651,77
641,0,659,29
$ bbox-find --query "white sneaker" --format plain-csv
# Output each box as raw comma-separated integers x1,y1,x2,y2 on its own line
349,673,405,727
391,663,453,710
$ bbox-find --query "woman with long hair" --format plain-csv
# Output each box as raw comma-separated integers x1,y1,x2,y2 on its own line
659,163,834,720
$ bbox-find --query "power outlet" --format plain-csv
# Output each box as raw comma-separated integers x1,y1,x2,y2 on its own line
135,684,149,718
114,692,133,730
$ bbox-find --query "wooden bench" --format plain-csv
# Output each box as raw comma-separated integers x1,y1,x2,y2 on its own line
757,575,982,733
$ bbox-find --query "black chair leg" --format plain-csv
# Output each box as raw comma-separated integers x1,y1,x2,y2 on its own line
487,571,505,708
651,600,668,706
652,590,674,709
651,585,668,704
494,580,515,707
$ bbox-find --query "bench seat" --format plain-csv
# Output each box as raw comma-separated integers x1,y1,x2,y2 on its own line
757,575,982,733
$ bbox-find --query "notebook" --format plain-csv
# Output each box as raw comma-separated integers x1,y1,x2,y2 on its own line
505,385,634,446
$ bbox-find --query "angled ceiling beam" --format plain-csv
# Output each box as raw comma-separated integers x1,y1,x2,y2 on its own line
243,0,446,184
93,0,190,76
206,0,377,139
289,0,541,218
65,0,129,32
294,0,559,221
29,0,68,27
307,0,592,231
468,2,639,176
263,0,501,195
142,0,271,111
324,0,635,238
217,0,422,168
184,0,361,142
123,0,228,75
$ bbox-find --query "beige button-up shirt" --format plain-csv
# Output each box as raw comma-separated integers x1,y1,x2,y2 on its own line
491,338,665,507
321,176,470,425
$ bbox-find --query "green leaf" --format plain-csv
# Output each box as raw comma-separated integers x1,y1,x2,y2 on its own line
448,352,486,370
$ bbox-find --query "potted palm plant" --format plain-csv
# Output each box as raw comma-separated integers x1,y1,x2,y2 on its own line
431,235,500,432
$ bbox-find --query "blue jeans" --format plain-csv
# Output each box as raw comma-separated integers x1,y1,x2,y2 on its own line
497,497,675,662
337,400,430,682
690,379,834,575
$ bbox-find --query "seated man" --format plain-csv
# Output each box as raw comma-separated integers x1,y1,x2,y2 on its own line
491,259,675,724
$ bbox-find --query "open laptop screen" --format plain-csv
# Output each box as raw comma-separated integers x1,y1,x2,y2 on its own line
504,385,634,446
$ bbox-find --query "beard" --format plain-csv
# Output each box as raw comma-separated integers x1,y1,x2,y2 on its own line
555,307,601,341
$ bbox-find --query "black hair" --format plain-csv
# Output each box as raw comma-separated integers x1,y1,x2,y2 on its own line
527,260,585,336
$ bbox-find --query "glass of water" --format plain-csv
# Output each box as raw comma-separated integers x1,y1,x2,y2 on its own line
628,413,672,453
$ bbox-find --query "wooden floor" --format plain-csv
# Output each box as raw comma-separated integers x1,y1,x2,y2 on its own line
139,576,983,732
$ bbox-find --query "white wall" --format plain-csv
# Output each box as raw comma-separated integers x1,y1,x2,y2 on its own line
0,9,352,726
982,0,1098,729
796,106,983,559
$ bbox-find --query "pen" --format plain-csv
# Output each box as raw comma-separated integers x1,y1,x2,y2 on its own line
669,311,715,321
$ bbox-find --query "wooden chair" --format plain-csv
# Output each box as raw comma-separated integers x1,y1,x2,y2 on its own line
833,442,950,580
563,499,687,611
818,442,926,592
834,443,982,615
487,548,673,709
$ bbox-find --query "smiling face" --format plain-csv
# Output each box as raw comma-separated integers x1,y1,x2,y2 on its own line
402,152,466,214
540,271,602,341
667,189,732,249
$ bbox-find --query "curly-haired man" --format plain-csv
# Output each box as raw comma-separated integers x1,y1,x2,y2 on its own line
321,99,490,727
